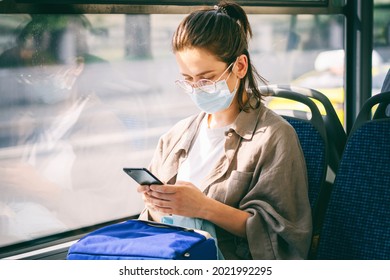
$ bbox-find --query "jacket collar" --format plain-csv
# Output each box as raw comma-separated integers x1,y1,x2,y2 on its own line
229,103,264,140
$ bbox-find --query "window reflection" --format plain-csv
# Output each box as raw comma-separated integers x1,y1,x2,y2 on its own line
0,15,146,247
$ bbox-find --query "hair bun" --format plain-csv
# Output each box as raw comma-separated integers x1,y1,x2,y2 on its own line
214,5,228,15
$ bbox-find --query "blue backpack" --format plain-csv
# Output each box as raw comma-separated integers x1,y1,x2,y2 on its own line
66,219,218,260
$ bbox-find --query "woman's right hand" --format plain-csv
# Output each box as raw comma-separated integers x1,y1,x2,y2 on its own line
137,184,164,221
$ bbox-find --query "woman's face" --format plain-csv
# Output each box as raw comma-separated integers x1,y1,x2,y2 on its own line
175,48,237,93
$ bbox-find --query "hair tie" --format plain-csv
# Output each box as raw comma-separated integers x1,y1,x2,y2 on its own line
214,5,228,15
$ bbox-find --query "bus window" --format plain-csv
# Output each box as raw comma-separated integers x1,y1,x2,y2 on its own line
0,10,350,250
0,2,350,252
0,13,197,248
256,14,347,125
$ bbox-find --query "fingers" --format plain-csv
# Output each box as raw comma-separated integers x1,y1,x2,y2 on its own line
138,184,173,212
139,183,181,215
149,184,176,194
144,191,172,213
137,184,150,193
144,187,173,202
137,184,176,194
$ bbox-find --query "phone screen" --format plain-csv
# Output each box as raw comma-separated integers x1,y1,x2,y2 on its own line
123,168,163,185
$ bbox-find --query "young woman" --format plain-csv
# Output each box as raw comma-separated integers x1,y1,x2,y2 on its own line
138,1,312,260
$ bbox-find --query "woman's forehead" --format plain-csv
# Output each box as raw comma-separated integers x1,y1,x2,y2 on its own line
175,48,225,75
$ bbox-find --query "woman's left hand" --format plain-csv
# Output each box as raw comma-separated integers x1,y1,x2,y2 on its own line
144,181,208,218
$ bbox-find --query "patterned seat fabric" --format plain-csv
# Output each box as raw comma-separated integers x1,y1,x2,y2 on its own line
316,119,390,259
284,117,326,210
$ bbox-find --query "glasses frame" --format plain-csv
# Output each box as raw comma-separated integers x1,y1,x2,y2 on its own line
175,62,234,94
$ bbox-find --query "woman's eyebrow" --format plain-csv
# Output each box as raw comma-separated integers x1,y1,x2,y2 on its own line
181,69,215,78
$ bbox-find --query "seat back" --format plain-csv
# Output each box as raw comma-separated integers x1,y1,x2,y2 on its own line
261,85,328,219
266,84,346,173
263,84,348,258
316,92,390,259
373,90,390,119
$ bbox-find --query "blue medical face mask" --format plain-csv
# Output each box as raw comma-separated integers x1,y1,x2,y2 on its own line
180,62,238,114
189,77,238,114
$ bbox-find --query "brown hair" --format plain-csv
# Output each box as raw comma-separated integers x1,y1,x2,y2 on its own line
172,0,267,110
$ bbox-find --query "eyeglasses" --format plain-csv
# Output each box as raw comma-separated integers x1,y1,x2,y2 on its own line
175,62,234,94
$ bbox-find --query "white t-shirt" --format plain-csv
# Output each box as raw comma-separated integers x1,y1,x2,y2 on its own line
176,115,229,191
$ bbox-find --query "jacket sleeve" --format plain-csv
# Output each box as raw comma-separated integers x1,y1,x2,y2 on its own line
240,123,312,259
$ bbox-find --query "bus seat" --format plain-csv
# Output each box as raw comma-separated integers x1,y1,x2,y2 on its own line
316,92,390,259
267,84,346,173
261,85,329,259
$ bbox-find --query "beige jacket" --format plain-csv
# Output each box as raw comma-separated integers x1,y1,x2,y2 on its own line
139,103,312,259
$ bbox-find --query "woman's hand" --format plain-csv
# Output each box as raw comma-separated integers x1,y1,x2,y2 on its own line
137,181,208,218
137,181,250,237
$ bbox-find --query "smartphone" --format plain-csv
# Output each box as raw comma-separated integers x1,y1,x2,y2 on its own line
123,168,163,185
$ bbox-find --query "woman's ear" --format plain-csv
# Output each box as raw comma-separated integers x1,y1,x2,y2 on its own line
234,54,248,79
